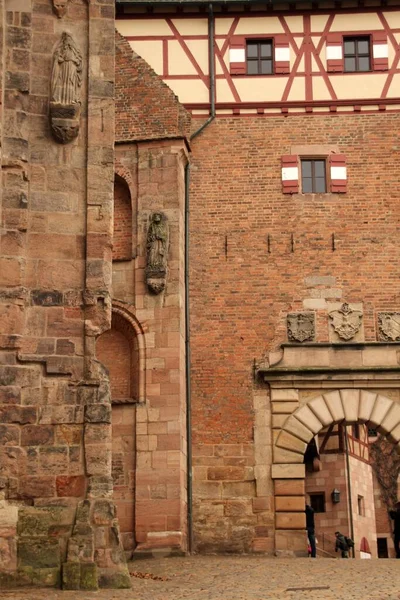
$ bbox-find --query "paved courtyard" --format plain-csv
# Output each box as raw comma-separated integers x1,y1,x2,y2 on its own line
2,556,400,600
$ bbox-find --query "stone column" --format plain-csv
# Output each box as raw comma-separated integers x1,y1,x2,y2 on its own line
134,139,189,553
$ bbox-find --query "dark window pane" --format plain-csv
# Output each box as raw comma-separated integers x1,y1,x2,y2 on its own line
302,178,313,193
247,43,258,58
358,56,370,71
357,40,369,55
301,160,312,178
344,40,355,55
261,43,272,58
247,61,259,75
315,177,326,193
345,57,356,72
314,160,325,177
261,60,272,74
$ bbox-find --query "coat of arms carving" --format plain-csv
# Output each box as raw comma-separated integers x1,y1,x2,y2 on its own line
328,302,363,341
378,313,400,341
287,313,315,343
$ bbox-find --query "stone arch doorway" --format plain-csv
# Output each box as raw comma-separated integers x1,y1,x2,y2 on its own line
272,389,400,557
96,304,146,559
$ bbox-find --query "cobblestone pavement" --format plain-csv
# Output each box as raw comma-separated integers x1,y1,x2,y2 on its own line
3,556,400,600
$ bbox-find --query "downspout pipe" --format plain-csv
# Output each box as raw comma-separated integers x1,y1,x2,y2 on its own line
186,3,215,554
190,3,215,140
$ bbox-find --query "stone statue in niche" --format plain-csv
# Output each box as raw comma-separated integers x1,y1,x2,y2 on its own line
287,312,315,343
329,302,363,341
378,313,400,341
49,32,82,144
146,212,169,294
52,0,69,18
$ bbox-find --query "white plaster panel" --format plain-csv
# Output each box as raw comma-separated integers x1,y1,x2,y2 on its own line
286,76,305,102
165,79,209,104
330,166,347,180
235,16,284,35
310,14,329,30
117,18,171,37
330,12,382,31
313,77,334,101
373,43,389,59
275,47,290,62
282,167,299,181
229,48,245,63
168,40,199,75
331,74,385,99
171,18,208,35
235,76,287,102
185,40,209,74
382,11,400,28
215,17,234,35
129,41,163,75
326,45,343,60
215,79,236,103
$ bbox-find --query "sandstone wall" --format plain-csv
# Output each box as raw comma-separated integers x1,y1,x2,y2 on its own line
0,0,130,589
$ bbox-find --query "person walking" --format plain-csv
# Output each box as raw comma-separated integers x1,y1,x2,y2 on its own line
335,531,349,558
305,501,317,558
389,501,400,558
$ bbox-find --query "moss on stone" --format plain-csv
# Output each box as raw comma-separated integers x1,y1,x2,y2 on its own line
80,562,98,590
98,568,132,589
62,562,81,590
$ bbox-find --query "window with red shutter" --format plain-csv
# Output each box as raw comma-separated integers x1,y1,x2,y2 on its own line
372,32,389,71
229,36,246,75
329,154,347,193
326,33,344,73
281,155,299,194
274,35,290,74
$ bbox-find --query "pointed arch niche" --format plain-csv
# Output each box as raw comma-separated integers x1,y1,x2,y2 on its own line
96,302,146,557
258,341,400,557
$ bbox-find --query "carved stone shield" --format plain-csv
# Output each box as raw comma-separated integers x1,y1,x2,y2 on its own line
287,313,315,343
329,302,363,341
378,313,400,341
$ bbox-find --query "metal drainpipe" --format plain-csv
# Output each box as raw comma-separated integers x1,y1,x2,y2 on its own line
186,3,216,554
190,3,215,141
344,425,355,557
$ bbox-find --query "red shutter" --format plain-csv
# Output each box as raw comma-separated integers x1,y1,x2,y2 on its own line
281,155,299,194
229,36,246,75
330,154,347,193
372,32,389,71
274,35,290,74
326,33,344,73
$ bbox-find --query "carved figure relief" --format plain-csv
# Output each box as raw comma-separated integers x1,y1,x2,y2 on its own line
145,212,169,294
287,313,315,343
329,302,363,341
378,313,400,341
52,0,69,18
49,33,82,144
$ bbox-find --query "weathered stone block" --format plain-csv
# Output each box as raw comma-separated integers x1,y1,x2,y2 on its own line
85,404,111,423
275,496,304,512
19,476,56,498
98,568,131,589
275,512,306,530
81,563,98,590
21,425,54,446
18,539,61,569
274,479,305,496
62,561,81,590
271,464,305,479
56,476,86,498
0,424,20,445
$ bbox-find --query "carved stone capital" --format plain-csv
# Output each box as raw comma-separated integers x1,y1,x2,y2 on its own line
52,0,69,17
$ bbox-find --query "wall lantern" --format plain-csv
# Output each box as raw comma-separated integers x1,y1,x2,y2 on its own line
331,488,341,504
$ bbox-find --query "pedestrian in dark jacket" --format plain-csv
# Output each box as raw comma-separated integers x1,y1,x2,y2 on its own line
305,502,316,558
335,531,349,558
389,501,400,558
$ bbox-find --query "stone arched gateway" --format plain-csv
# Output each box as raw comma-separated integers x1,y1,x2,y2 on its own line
258,341,400,555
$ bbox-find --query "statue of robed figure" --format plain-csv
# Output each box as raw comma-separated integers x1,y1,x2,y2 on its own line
145,212,169,294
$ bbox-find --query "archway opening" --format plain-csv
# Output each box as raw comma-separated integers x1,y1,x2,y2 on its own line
273,389,400,559
96,312,139,558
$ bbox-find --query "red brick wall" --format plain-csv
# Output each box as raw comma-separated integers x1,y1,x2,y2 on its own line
115,32,191,142
189,112,400,550
113,176,133,261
